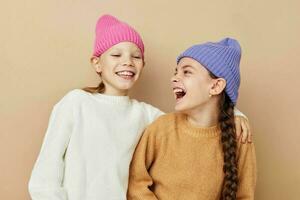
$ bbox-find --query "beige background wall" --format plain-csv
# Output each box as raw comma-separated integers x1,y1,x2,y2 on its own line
1,0,299,199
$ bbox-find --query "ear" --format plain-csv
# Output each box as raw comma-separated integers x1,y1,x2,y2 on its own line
209,78,227,96
90,56,102,73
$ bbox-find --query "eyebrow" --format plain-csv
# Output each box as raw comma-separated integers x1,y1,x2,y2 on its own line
181,65,196,70
174,65,195,72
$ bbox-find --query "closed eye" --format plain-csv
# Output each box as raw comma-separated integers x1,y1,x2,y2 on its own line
111,54,121,57
184,70,192,74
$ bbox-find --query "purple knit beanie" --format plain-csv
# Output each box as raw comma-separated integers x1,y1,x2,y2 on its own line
92,15,145,58
177,38,241,105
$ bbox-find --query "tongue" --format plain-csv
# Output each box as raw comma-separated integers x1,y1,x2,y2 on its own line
176,92,186,98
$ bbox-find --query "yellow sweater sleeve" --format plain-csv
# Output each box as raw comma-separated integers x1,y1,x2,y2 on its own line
127,126,159,200
236,142,257,200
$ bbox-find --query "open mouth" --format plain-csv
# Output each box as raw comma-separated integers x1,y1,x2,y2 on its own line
115,70,136,80
173,87,187,101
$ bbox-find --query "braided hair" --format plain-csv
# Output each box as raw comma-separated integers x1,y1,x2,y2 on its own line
209,72,239,200
219,92,238,200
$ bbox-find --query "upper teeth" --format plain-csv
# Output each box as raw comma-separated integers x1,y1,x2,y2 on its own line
173,88,185,93
117,71,134,76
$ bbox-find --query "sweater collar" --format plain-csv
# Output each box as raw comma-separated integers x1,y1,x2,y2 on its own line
178,113,221,138
92,92,131,105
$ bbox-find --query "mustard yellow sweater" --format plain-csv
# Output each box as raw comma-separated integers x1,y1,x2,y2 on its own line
127,113,256,200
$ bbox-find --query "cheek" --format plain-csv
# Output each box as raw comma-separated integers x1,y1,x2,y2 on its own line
101,56,118,66
101,58,118,72
186,78,211,99
135,61,144,72
100,65,116,81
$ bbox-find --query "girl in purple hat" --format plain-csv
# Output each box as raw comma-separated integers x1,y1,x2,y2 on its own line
128,38,256,200
28,14,252,200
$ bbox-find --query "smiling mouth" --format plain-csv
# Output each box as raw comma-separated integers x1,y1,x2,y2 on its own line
115,70,136,80
173,87,186,100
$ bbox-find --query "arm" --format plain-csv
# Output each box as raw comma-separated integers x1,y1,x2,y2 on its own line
28,92,74,200
236,142,257,200
127,127,159,200
144,103,165,124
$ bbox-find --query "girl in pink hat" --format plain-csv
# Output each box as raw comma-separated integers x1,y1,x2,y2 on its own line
28,15,251,200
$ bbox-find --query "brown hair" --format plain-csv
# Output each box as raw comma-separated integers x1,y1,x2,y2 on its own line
209,72,238,200
219,92,238,200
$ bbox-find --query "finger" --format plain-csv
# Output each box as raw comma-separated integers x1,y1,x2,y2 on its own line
244,119,252,143
235,116,242,140
240,119,248,144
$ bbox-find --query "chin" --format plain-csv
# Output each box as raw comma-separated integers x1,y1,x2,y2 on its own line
117,83,135,90
174,102,190,112
174,100,206,113
114,79,136,88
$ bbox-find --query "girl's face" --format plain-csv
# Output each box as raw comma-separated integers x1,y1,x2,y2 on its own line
171,57,225,112
92,42,144,96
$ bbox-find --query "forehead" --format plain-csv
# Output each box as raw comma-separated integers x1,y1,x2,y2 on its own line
108,42,141,52
177,57,206,71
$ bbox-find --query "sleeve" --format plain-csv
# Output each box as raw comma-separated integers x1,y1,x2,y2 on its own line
127,126,159,200
144,103,165,124
236,142,257,200
28,91,75,200
234,107,248,119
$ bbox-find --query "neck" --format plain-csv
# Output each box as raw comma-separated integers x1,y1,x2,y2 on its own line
185,102,219,127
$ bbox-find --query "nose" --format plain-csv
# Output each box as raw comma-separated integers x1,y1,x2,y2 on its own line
122,55,134,67
171,74,179,83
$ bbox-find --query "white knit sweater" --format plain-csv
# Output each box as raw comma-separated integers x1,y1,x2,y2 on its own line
28,89,164,200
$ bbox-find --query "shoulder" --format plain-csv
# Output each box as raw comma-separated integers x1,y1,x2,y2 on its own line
131,100,165,122
137,113,178,147
236,140,256,162
152,112,177,125
237,140,255,152
143,113,177,137
53,89,89,109
63,89,90,99
138,101,163,113
60,89,93,102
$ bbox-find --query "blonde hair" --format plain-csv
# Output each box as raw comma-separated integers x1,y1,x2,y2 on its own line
82,82,105,94
82,72,105,94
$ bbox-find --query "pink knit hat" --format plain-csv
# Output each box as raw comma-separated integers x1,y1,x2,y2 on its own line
92,14,145,58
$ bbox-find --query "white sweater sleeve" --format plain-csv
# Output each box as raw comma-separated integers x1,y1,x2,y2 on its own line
234,107,248,119
144,103,165,124
28,92,75,200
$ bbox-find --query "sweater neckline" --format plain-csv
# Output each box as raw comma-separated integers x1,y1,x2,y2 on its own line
178,113,221,138
91,92,131,105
